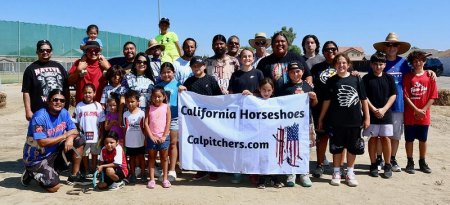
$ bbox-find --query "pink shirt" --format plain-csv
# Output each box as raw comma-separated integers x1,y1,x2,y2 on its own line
148,103,168,138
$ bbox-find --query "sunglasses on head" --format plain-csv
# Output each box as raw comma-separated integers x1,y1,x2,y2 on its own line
135,60,147,65
386,43,399,47
38,48,52,53
255,41,266,46
51,98,66,103
324,48,337,52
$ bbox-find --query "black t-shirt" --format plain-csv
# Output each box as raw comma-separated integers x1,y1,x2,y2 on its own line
362,72,397,124
324,74,367,127
310,61,336,121
279,80,313,96
256,52,311,95
108,57,133,71
183,75,222,96
228,68,264,94
21,60,69,112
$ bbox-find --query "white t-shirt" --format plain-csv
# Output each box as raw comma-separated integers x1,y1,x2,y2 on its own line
75,101,103,143
173,57,193,85
123,110,145,148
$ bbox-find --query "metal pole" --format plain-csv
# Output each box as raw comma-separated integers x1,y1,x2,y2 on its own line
158,0,161,21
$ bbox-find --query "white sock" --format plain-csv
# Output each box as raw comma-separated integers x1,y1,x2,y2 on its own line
347,167,354,176
333,167,340,174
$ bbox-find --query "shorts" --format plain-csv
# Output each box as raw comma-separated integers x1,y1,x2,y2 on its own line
83,142,101,156
391,112,404,140
146,135,170,151
125,146,145,156
26,136,85,188
404,125,429,142
363,124,393,137
170,117,179,131
102,167,126,186
329,126,362,155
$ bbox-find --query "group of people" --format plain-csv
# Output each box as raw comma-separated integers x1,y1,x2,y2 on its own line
20,17,438,192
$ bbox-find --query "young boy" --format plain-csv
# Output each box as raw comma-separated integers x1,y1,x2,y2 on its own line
362,52,397,178
123,90,147,183
280,62,318,187
97,131,128,190
403,51,438,174
318,53,370,187
178,56,222,181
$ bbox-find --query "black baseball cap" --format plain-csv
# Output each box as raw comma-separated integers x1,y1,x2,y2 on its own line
190,56,205,67
287,62,304,71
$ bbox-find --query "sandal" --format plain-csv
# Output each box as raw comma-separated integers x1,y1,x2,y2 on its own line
147,180,156,189
162,180,171,188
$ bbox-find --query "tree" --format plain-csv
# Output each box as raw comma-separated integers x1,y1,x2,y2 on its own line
274,26,302,56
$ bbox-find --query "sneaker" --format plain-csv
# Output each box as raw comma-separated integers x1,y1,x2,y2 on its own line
21,169,32,187
330,172,341,186
141,173,148,183
323,157,330,166
391,159,402,172
128,174,137,184
346,174,359,187
192,171,208,181
162,180,171,188
85,173,94,179
299,174,312,187
273,180,284,188
312,165,324,178
168,170,177,182
67,173,91,185
257,183,266,189
419,159,432,174
209,173,219,182
405,161,415,174
376,157,384,171
109,181,124,190
231,173,241,184
383,164,393,178
147,180,156,189
257,177,266,189
369,163,379,177
286,174,296,187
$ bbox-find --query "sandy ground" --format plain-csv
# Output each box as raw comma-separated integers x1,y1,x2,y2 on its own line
0,82,450,205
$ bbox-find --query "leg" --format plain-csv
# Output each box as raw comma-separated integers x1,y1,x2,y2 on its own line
405,141,414,158
346,153,356,169
72,145,84,176
368,137,377,163
148,150,157,181
380,137,392,165
316,135,328,165
129,156,136,177
419,141,427,159
105,167,120,181
91,154,98,173
169,130,178,172
160,149,169,181
391,139,400,158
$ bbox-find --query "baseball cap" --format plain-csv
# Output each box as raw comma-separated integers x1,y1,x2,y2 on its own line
287,62,304,71
190,56,205,67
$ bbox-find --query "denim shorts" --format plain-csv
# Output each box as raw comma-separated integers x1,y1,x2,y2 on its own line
146,135,170,151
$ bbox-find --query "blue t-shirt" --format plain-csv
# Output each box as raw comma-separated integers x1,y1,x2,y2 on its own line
384,57,411,112
81,37,103,48
23,108,76,166
157,79,181,118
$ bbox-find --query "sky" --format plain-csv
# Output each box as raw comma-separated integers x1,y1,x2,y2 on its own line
1,0,450,57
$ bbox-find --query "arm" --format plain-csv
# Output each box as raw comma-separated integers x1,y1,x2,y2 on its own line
178,85,187,93
37,128,78,148
98,54,111,72
308,91,318,107
68,61,87,85
317,100,330,130
23,92,33,121
361,99,370,129
376,95,397,117
175,41,182,57
97,162,116,172
160,105,171,143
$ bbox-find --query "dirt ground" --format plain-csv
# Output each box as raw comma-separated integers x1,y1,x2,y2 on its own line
0,83,449,205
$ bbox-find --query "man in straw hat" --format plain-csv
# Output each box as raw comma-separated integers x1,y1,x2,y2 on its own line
373,32,436,173
249,32,271,67
146,39,166,82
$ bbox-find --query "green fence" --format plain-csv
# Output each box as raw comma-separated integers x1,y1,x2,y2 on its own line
0,20,148,58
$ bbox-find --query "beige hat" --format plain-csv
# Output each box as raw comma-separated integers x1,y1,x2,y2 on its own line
373,32,411,55
249,32,271,49
147,39,165,51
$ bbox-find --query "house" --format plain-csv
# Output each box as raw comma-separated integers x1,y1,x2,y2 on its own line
338,47,365,61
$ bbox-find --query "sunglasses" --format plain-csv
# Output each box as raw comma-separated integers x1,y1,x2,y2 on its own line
324,48,337,53
255,41,266,46
229,42,239,46
135,60,147,65
51,98,66,103
87,49,100,53
386,43,399,47
38,48,52,53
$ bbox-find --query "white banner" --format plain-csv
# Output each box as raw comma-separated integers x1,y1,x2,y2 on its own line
179,91,310,174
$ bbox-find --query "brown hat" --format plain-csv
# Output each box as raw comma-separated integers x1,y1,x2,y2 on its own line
146,39,165,51
249,32,271,49
373,32,411,55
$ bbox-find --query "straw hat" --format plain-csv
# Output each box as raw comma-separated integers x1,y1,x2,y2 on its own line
248,32,271,49
146,39,165,51
373,32,411,55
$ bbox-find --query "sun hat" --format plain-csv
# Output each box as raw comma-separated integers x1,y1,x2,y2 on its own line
146,39,165,51
373,32,411,55
249,32,271,49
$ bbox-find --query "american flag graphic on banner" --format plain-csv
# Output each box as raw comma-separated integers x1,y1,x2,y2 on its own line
273,123,302,167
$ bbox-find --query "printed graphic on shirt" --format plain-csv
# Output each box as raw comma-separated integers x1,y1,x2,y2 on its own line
271,63,286,82
410,81,428,99
337,85,359,107
34,67,64,101
319,68,336,84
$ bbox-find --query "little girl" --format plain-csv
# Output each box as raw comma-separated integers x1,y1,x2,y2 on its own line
80,24,103,52
97,131,128,190
157,62,181,182
144,87,171,188
105,95,124,147
244,78,283,189
100,65,126,110
155,18,182,63
75,83,103,178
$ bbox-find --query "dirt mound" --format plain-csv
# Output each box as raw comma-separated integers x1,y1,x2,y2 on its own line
434,89,450,106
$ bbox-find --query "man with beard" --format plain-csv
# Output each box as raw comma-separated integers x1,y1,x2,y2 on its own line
22,40,69,121
205,34,240,94
173,38,197,84
108,41,136,73
227,35,240,58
